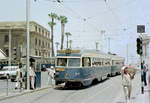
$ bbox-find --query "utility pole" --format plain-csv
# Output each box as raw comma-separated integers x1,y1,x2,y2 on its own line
108,37,110,53
26,0,30,90
8,29,11,66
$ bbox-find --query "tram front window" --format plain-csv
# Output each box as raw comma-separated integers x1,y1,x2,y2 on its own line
68,58,80,67
57,58,67,66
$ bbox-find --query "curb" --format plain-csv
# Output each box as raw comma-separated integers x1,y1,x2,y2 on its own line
0,86,52,101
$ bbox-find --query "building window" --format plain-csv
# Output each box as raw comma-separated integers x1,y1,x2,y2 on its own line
35,51,38,56
35,38,37,46
39,39,41,46
42,41,44,47
39,52,41,56
46,42,48,48
35,26,37,32
5,35,8,43
42,30,44,35
39,28,41,34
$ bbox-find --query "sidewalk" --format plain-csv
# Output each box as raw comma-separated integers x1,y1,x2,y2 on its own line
0,86,52,101
134,85,150,103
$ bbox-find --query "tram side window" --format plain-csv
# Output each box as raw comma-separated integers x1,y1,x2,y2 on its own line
57,58,67,66
82,57,91,67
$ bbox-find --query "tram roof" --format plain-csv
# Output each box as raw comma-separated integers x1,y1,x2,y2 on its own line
57,49,112,58
57,49,124,60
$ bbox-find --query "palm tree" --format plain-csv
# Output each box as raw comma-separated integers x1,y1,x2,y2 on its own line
48,12,58,57
69,40,72,49
58,16,68,50
96,41,99,51
65,32,71,49
55,42,60,50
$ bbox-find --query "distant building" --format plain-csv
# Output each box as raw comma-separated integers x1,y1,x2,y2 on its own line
0,21,51,60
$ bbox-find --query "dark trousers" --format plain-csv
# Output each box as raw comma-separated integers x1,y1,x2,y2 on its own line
144,72,147,86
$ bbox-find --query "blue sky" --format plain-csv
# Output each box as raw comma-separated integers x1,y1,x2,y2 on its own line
0,0,150,64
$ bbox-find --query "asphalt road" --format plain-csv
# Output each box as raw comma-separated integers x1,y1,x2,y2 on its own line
0,72,141,103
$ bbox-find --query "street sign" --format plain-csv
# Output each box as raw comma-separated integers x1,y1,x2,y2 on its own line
137,25,145,33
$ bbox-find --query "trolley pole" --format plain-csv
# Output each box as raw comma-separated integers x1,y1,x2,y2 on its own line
26,0,30,90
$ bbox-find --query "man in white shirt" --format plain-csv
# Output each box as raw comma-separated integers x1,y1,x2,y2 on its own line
15,64,22,89
29,63,36,90
48,66,55,87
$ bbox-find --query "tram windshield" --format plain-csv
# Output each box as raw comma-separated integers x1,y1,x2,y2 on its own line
57,58,80,67
57,58,67,66
68,58,80,67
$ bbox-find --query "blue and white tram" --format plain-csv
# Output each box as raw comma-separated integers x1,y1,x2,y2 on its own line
109,55,124,76
55,49,114,87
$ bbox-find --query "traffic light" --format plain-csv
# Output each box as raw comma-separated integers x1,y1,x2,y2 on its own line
136,37,143,55
12,47,17,60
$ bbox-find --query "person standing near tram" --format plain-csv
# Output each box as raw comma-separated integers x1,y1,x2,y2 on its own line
29,63,36,90
121,65,136,103
15,63,23,89
48,66,55,87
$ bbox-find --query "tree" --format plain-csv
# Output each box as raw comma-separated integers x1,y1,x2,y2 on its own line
58,16,68,50
65,32,71,49
48,12,58,57
69,40,72,49
96,41,99,50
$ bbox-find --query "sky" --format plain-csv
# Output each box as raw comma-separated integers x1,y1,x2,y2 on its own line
0,0,150,64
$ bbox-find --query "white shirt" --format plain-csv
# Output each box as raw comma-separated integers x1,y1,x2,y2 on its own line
29,67,36,77
122,73,132,86
16,68,21,80
48,69,55,79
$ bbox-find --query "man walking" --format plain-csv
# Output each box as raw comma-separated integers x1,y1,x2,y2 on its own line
121,66,136,103
15,63,23,89
48,66,55,87
143,61,148,86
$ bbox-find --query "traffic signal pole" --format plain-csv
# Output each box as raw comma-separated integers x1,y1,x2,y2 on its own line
136,37,144,94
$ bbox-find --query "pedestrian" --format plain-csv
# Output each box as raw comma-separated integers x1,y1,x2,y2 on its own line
143,61,148,86
29,63,36,90
48,66,55,87
121,65,136,103
15,63,23,89
42,65,47,71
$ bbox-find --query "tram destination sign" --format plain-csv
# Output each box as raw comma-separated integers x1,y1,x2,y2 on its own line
57,49,80,54
137,25,145,33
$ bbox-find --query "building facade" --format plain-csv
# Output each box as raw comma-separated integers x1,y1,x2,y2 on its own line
0,21,51,59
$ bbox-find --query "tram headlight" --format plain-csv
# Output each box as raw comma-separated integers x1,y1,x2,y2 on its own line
65,73,68,77
55,72,59,75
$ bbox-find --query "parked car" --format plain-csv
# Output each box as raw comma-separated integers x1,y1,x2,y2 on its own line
0,66,18,82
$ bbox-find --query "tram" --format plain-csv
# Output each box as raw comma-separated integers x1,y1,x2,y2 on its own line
55,49,124,87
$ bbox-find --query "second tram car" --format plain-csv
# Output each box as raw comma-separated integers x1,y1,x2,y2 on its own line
55,49,124,87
